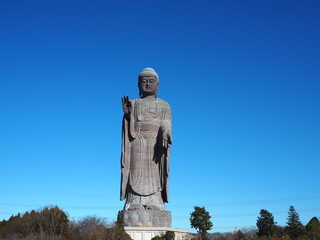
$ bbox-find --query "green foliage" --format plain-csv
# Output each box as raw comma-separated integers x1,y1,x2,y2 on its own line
164,231,175,240
286,206,305,239
151,230,175,240
275,225,287,238
109,211,132,240
151,236,163,240
3,205,317,240
190,206,213,240
200,231,210,240
306,217,320,240
256,209,277,238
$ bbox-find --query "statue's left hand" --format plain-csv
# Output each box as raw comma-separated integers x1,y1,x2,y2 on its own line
162,131,172,150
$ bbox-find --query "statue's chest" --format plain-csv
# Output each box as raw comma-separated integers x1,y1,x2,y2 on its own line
136,99,160,121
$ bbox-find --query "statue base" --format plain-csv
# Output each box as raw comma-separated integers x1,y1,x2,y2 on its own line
120,210,172,227
124,227,195,240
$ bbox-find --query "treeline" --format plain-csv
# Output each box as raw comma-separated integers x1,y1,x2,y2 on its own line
210,206,320,240
1,205,319,240
0,205,132,240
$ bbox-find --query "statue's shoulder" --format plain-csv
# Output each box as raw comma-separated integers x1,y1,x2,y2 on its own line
156,98,169,104
157,98,171,109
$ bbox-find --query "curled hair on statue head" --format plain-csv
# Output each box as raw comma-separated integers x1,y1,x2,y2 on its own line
138,67,159,81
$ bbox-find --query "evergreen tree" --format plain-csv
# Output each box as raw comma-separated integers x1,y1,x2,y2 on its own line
256,209,277,238
275,225,287,238
110,212,132,240
306,217,320,240
190,206,213,240
286,206,304,239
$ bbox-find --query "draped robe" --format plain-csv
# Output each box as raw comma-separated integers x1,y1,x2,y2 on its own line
120,97,172,204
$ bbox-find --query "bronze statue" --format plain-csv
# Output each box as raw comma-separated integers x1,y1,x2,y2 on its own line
121,68,172,212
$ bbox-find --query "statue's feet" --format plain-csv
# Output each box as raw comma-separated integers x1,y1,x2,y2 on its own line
146,205,161,211
127,204,144,211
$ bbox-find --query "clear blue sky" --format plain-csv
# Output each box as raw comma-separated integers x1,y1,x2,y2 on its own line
1,0,319,233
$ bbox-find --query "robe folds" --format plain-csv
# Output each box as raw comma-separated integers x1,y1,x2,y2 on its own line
120,97,172,203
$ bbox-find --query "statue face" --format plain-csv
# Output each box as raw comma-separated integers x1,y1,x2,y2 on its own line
138,76,158,96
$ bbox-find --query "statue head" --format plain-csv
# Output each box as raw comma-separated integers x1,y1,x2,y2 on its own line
138,68,159,97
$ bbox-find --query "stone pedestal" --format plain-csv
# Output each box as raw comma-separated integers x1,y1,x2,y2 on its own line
120,210,171,227
125,227,195,240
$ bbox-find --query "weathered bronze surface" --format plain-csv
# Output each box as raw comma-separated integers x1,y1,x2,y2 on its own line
120,68,172,227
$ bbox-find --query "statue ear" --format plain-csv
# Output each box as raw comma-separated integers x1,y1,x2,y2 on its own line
155,81,159,95
138,82,142,96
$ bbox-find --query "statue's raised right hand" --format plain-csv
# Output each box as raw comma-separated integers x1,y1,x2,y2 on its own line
122,95,132,115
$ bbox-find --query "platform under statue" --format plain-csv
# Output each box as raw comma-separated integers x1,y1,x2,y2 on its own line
120,68,172,227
